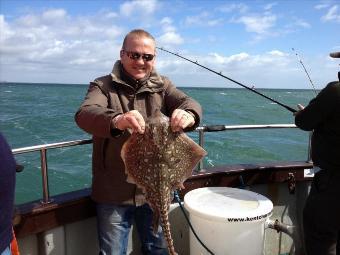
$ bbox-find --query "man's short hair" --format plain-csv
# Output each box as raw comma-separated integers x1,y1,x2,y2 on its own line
122,29,155,49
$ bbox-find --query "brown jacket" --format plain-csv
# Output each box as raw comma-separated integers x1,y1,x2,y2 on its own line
75,61,202,204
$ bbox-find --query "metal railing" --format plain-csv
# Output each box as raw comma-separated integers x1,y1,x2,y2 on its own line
13,139,92,205
12,124,308,205
195,124,301,170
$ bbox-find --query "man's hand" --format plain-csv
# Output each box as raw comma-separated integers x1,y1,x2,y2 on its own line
170,109,195,132
294,104,305,116
112,110,145,134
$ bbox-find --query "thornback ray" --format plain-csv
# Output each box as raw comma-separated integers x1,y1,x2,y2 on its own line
121,110,207,255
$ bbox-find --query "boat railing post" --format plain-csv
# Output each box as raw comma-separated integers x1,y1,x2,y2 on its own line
40,148,52,204
197,128,205,172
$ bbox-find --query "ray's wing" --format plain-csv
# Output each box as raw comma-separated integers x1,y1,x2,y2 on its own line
121,132,159,191
163,130,206,189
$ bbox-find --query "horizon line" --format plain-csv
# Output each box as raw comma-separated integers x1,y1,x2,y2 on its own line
0,81,319,90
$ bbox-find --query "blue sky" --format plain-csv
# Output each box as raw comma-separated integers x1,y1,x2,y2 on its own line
0,0,339,88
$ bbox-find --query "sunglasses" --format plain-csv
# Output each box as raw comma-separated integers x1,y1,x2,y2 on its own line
122,50,155,62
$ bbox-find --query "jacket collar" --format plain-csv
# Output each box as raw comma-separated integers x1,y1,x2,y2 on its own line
110,61,164,93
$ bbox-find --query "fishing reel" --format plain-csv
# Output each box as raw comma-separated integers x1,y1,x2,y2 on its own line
329,51,340,81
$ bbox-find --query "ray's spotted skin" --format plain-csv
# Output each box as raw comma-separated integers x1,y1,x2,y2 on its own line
121,110,207,255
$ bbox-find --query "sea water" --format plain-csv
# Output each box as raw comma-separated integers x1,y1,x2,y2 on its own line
0,83,314,204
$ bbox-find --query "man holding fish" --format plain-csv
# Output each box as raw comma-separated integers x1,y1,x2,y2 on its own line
75,29,202,255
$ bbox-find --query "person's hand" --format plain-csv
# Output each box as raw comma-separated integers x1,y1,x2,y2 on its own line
293,104,305,116
112,110,145,134
170,109,195,132
297,104,304,110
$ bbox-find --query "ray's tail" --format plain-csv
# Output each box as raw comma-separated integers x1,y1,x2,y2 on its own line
150,203,177,255
160,208,177,255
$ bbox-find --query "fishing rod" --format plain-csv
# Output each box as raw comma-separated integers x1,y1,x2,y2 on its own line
156,47,297,113
291,48,317,95
291,48,318,165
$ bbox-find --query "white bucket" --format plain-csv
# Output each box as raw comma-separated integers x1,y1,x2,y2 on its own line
184,187,273,255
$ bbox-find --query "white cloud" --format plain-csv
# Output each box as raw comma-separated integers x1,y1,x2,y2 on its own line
104,11,119,19
293,18,311,28
0,15,14,42
234,14,277,35
314,3,330,10
160,17,176,32
120,0,157,17
226,2,313,42
158,17,184,46
268,50,286,57
159,50,287,75
0,1,336,88
185,12,223,27
160,17,172,26
17,14,41,27
208,52,250,65
42,9,67,22
156,49,331,89
158,32,183,46
0,8,124,83
219,3,248,14
264,2,277,11
321,5,340,23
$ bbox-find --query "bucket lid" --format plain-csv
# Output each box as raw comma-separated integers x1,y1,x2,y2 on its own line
184,187,273,222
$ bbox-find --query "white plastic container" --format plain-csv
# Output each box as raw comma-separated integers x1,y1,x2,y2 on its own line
184,187,273,255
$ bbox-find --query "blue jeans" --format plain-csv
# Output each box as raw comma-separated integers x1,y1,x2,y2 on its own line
1,246,11,255
96,203,168,255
